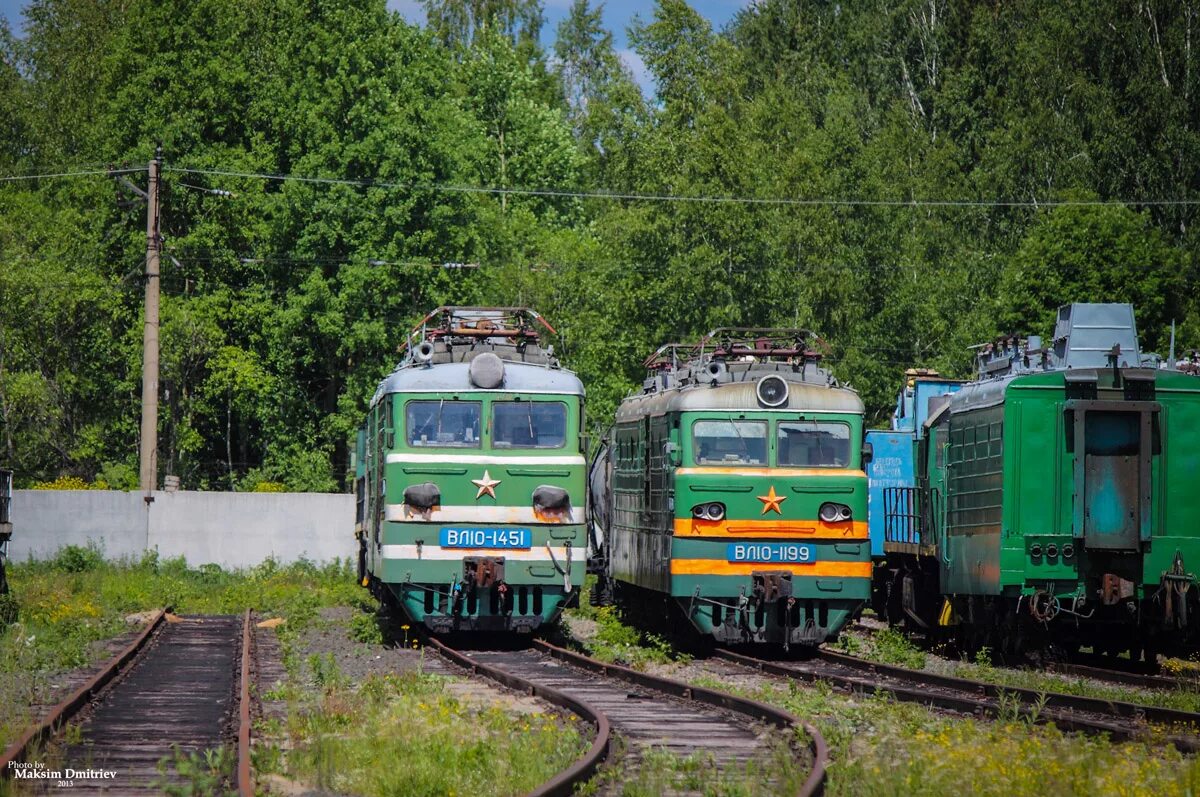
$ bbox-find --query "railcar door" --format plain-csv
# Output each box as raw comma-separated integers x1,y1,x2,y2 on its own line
1068,401,1158,551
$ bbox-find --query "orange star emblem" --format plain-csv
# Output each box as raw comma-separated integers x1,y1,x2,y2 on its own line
471,470,501,500
757,485,787,515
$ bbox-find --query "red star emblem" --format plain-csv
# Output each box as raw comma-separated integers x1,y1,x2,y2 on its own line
757,485,787,515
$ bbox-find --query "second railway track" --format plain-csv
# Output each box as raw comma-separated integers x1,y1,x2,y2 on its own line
715,646,1200,752
1,610,255,795
428,637,828,797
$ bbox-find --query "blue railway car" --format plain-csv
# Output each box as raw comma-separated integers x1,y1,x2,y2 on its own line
866,370,963,616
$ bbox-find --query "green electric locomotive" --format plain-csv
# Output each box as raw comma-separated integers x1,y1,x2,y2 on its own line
871,303,1200,658
355,307,586,634
590,330,872,648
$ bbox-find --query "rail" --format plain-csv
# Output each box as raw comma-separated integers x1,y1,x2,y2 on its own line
426,637,612,797
0,609,166,772
1,609,258,794
715,647,1200,753
238,609,254,797
532,639,829,797
429,635,828,797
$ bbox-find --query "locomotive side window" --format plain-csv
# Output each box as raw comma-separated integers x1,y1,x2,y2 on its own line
777,421,851,467
692,420,767,465
406,400,481,447
492,401,567,448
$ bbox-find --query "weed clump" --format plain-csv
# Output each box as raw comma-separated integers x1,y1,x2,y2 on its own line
586,605,681,668
51,544,105,573
348,610,384,645
870,627,927,670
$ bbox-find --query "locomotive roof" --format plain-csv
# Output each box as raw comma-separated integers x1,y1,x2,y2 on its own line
372,355,584,407
617,328,862,420
947,303,1200,414
372,306,583,407
615,376,864,420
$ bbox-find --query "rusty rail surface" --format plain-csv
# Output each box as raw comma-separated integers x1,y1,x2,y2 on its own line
426,636,612,797
237,609,254,797
0,609,166,773
532,639,829,797
1044,658,1200,692
716,647,1200,752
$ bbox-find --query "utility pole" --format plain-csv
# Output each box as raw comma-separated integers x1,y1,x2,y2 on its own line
139,152,162,495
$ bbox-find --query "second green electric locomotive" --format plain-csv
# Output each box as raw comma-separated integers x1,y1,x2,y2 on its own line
590,330,872,647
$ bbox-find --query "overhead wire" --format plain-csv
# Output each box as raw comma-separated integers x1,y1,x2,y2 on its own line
4,164,1198,207
163,165,1200,208
0,167,145,182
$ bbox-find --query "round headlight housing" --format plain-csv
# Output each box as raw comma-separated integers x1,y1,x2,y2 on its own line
756,375,789,408
819,502,852,522
692,502,726,521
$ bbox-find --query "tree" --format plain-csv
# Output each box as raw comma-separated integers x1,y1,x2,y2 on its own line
998,204,1187,353
421,0,542,52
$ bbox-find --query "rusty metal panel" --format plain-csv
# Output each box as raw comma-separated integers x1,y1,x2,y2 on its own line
1069,405,1155,551
1083,453,1139,549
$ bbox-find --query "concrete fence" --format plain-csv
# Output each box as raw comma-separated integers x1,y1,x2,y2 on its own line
7,490,355,569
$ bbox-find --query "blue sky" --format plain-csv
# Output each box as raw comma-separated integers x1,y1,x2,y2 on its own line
0,0,752,94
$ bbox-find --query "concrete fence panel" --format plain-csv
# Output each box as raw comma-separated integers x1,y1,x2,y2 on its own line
9,490,146,562
7,490,355,569
150,490,355,568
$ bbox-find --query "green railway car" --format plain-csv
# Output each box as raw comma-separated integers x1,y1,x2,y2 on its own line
878,304,1200,658
355,307,586,634
590,331,872,648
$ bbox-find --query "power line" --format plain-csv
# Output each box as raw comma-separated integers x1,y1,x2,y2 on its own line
0,167,145,182
165,166,1200,208
5,164,1196,207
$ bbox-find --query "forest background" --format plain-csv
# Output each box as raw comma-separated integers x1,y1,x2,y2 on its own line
0,0,1197,491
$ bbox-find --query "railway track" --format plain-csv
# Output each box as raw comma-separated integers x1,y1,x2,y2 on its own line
1043,656,1200,693
428,637,828,797
855,618,1200,695
0,610,255,795
715,647,1200,752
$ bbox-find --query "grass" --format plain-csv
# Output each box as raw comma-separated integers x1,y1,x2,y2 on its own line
153,747,237,796
564,598,1200,796
933,655,1200,714
686,671,1200,797
564,576,690,669
580,741,808,797
575,605,683,668
4,545,590,796
257,662,587,797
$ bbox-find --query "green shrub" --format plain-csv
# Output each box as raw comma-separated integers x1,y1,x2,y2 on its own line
0,591,18,625
349,610,384,644
51,544,105,573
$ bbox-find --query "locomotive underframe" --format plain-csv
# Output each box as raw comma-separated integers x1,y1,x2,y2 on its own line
875,551,1199,659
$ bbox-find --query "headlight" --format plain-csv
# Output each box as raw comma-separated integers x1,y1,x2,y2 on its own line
756,375,789,407
692,502,726,521
819,502,852,522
